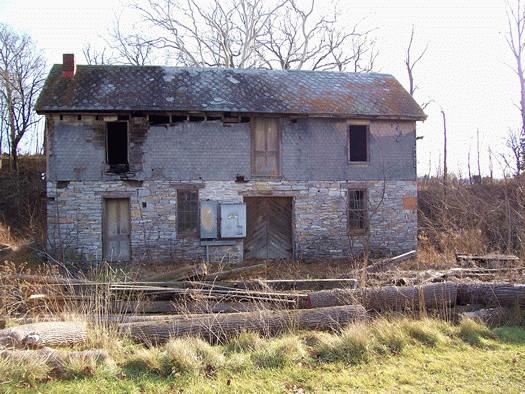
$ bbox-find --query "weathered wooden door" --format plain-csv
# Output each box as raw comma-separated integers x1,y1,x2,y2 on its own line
244,197,293,260
103,198,131,261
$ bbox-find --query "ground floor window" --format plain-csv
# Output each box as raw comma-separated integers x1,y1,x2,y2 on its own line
177,189,199,238
348,189,368,233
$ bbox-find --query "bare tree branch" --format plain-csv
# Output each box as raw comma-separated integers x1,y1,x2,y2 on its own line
0,24,46,171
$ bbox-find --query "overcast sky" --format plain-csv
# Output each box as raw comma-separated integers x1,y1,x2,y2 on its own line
0,0,518,177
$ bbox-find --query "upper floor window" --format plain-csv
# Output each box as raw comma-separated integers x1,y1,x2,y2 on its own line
177,189,199,238
106,121,128,172
252,117,281,177
349,124,369,162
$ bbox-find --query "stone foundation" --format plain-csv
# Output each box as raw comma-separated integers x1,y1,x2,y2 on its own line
47,180,417,263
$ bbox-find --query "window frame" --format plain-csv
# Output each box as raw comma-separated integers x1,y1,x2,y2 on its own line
251,117,282,178
348,123,370,164
105,120,130,167
176,188,200,239
347,188,369,234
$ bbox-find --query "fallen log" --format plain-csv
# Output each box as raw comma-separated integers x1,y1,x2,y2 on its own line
304,282,458,312
461,307,517,326
119,304,367,344
364,250,417,273
456,282,525,307
145,263,208,282
112,300,277,314
0,321,88,348
230,278,359,291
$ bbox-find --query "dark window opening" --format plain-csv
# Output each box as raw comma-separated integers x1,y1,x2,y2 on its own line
189,115,205,122
172,115,187,123
348,189,368,232
206,115,222,121
240,116,250,123
349,125,368,162
106,122,128,172
118,114,130,121
149,114,171,125
177,189,199,237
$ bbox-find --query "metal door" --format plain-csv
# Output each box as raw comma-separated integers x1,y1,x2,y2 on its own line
103,198,131,261
244,197,292,260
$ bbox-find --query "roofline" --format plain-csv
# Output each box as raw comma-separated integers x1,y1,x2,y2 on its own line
36,109,426,121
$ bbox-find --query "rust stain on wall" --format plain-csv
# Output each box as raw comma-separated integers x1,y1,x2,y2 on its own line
403,196,417,210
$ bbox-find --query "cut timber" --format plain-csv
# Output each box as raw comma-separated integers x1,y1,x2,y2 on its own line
363,250,416,273
120,304,367,344
145,263,208,281
112,300,275,314
457,282,525,307
0,321,87,348
456,253,520,268
304,282,457,312
461,307,516,326
230,278,359,291
202,263,267,281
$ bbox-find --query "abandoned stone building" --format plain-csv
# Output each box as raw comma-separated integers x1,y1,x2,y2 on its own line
35,54,426,263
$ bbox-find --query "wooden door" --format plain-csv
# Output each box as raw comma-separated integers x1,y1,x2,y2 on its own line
103,198,131,261
244,197,292,260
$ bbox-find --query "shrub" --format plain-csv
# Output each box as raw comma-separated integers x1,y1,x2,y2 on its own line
225,331,264,353
123,347,168,376
458,319,496,347
401,319,444,347
164,337,224,375
252,336,306,368
314,323,371,364
0,352,51,385
370,319,407,355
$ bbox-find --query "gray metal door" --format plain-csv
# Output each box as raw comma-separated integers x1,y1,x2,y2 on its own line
103,198,131,261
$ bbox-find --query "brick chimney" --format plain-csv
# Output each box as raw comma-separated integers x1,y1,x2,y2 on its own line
62,53,75,77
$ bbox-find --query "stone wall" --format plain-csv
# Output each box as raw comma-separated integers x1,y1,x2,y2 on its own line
47,179,417,263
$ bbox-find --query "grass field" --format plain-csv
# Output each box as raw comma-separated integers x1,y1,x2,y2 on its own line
2,320,525,393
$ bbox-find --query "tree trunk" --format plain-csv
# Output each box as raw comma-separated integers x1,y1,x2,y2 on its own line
304,282,458,312
461,307,517,326
0,321,87,348
119,304,367,344
456,282,525,307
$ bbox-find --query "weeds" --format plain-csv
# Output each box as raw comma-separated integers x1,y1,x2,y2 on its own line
458,318,496,347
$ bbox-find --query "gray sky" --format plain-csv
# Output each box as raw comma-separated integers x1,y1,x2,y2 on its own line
0,0,518,177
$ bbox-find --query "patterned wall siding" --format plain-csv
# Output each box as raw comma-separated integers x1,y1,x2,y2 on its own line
46,115,417,182
47,180,417,263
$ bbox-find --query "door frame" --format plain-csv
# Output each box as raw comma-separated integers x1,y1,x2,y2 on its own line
243,195,295,260
102,197,132,262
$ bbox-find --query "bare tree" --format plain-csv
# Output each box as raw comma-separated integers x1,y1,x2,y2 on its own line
106,15,155,66
0,24,46,171
118,0,377,71
82,43,112,65
506,0,525,170
504,127,523,175
404,25,429,106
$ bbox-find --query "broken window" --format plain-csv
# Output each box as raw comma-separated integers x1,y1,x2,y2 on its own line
348,189,368,232
149,114,171,125
252,117,280,176
106,121,128,172
177,189,199,238
349,125,369,162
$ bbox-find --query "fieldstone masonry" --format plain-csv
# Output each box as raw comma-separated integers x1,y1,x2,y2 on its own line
47,179,417,263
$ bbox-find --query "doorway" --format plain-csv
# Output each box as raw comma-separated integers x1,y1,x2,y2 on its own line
244,197,293,260
103,198,131,261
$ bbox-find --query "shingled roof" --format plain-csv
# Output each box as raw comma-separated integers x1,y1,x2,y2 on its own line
36,64,426,120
